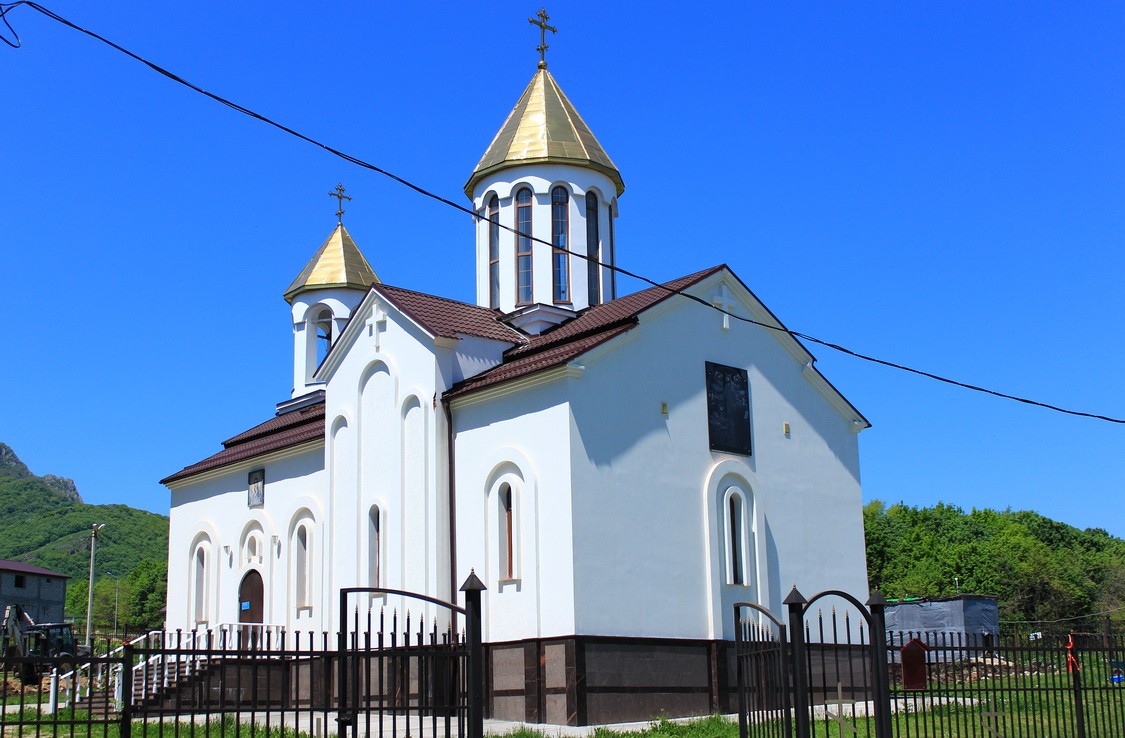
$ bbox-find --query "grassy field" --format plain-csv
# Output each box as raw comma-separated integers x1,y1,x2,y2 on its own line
0,709,310,737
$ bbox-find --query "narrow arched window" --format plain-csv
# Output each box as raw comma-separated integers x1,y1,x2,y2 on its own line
192,546,207,624
729,494,744,585
516,188,533,304
368,506,381,588
488,195,500,309
315,309,333,366
585,192,600,304
552,187,569,302
499,483,514,579
295,525,309,607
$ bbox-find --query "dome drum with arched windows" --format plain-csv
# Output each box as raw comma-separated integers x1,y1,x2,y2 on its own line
467,68,623,319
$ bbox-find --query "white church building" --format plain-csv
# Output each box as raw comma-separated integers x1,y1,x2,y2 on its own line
162,49,870,725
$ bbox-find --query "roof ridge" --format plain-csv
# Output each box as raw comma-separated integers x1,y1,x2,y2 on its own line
503,314,637,361
221,402,325,448
546,73,591,162
376,282,505,313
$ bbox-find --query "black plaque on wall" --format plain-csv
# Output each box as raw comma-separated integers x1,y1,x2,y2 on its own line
705,361,752,455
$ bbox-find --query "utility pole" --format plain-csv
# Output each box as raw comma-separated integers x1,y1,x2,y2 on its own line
85,523,105,649
106,571,120,639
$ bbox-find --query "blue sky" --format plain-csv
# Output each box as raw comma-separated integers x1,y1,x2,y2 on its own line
3,2,1123,535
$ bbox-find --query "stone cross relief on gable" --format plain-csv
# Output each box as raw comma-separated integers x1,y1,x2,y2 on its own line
366,303,388,351
711,284,735,331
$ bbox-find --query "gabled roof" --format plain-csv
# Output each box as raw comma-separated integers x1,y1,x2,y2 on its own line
161,402,325,485
0,559,68,578
284,224,380,303
446,266,722,398
465,68,624,198
508,266,723,360
447,265,867,427
371,283,527,344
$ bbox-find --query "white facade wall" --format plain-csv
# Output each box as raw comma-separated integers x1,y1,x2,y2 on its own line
565,275,868,640
452,378,578,643
451,273,868,644
318,295,460,629
165,446,327,634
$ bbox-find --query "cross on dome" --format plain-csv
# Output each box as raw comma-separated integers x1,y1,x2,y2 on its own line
328,183,352,224
528,8,557,69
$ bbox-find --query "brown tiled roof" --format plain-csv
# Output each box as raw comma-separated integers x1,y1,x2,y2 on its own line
0,560,68,578
447,266,724,399
446,324,633,398
161,402,325,485
506,266,724,360
373,284,527,344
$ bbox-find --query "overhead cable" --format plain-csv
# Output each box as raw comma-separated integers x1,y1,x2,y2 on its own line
3,0,1122,425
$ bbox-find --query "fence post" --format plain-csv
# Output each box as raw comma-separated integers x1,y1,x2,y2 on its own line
461,571,487,738
47,668,58,714
784,586,809,738
337,589,351,738
866,591,892,738
732,605,748,738
120,643,133,738
1068,634,1087,738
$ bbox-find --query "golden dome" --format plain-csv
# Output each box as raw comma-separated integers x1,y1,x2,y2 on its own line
283,223,380,303
465,68,624,199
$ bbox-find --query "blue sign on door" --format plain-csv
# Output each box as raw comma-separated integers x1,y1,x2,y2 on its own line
241,601,251,611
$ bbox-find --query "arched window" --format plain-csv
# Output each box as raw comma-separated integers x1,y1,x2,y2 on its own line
551,187,569,302
191,543,208,625
515,188,533,304
295,524,310,607
368,505,381,588
729,494,744,584
243,532,261,565
724,488,753,586
499,483,515,580
585,192,600,304
488,195,501,309
314,309,333,366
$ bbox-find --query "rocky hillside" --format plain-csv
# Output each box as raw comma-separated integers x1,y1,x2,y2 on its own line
0,443,168,580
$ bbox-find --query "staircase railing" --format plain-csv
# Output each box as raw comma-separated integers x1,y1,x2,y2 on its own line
59,630,161,709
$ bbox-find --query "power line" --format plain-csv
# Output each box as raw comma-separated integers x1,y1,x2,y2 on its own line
1000,604,1125,626
3,1,1123,425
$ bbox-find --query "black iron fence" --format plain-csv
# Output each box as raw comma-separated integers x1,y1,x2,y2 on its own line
735,588,1125,738
1,581,484,738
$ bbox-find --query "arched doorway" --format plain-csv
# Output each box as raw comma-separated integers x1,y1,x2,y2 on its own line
237,570,264,648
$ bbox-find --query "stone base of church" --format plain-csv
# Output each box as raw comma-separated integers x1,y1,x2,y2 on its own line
486,636,737,726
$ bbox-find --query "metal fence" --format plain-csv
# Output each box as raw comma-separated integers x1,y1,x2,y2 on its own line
1,582,484,738
736,587,1125,738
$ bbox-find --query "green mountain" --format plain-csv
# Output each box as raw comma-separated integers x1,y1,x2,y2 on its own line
0,441,168,590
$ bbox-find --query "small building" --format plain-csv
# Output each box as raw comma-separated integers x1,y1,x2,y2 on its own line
885,594,1000,652
0,560,69,624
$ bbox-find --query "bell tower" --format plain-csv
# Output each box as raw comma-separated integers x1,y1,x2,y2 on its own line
283,186,380,398
464,12,624,332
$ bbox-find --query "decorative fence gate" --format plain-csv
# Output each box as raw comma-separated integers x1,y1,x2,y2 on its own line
735,587,1125,738
1,577,485,738
337,575,485,738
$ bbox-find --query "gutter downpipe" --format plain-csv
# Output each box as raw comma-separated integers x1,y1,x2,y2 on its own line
443,396,458,606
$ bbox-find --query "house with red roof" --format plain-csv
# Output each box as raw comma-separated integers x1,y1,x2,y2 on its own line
162,54,870,725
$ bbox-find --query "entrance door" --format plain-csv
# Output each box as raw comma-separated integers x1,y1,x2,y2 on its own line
237,570,264,649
